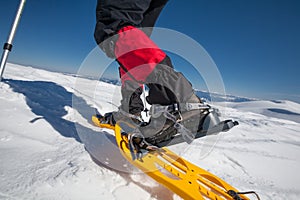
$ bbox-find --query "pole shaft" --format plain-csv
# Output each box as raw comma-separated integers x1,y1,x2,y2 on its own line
0,0,26,81
7,0,26,44
0,50,10,80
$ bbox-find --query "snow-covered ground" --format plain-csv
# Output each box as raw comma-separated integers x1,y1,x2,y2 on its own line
0,63,299,200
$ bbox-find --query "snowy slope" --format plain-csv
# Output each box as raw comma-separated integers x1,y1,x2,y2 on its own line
0,63,300,200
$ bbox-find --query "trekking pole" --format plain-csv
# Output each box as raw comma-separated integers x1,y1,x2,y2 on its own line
0,0,26,81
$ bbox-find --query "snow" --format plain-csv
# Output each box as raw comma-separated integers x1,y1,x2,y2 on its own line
1,63,300,199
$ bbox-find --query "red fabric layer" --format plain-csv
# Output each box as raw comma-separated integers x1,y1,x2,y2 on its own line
115,26,166,83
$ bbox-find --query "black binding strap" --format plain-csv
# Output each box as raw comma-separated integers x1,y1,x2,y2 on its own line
227,190,261,200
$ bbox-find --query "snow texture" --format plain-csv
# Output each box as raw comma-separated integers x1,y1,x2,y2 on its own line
0,63,299,200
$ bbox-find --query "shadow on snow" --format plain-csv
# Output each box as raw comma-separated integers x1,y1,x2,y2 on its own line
5,79,174,199
6,79,84,142
5,79,126,165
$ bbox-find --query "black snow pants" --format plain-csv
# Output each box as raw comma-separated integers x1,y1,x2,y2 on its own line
94,0,195,115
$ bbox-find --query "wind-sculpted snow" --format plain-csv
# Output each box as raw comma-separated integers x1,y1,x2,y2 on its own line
0,63,300,199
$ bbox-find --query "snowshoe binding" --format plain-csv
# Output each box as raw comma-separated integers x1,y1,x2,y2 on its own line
94,94,238,149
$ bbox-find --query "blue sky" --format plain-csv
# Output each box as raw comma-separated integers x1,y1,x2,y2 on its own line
0,0,299,102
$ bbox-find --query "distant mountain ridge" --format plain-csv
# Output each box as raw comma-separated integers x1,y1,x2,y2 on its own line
195,90,255,103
